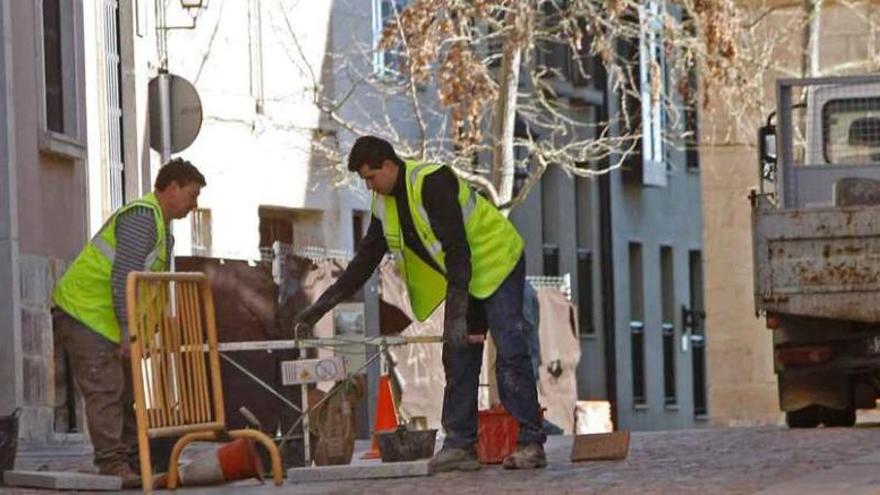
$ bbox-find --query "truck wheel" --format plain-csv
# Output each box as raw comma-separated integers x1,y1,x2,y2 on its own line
786,406,821,428
824,407,856,427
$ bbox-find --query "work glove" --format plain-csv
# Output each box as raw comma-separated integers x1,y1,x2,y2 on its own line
293,304,322,337
293,296,337,338
443,286,471,349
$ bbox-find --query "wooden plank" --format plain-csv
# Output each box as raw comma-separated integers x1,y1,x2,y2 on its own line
570,432,631,462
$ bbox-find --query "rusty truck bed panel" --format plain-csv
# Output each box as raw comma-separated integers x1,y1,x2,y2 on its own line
752,195,880,322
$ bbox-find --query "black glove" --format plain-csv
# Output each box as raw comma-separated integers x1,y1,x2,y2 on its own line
293,289,344,334
443,286,470,349
293,303,327,337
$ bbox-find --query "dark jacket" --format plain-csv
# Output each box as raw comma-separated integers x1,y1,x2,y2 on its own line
307,164,478,331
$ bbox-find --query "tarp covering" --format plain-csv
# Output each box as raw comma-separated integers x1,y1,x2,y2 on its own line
535,288,581,434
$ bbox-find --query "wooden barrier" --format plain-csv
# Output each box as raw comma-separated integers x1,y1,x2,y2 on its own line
126,272,283,493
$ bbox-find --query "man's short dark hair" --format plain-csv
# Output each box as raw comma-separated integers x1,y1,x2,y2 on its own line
154,158,207,191
347,136,404,172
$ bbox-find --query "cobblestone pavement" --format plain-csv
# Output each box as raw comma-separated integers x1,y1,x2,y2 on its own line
5,424,880,494
290,424,880,495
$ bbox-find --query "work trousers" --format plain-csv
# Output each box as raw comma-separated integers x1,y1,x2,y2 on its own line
54,310,137,470
441,255,546,448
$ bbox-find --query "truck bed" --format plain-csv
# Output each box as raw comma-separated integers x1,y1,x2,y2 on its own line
752,194,880,322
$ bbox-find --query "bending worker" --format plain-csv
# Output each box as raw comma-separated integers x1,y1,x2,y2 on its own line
293,136,546,471
52,159,206,487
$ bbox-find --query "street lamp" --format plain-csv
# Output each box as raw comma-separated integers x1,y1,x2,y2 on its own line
160,0,208,30
179,0,205,10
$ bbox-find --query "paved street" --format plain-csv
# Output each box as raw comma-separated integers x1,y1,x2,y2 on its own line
6,422,880,494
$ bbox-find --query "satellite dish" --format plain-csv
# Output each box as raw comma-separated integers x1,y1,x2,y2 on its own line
148,73,203,154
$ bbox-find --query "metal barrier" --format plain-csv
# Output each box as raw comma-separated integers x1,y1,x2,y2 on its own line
126,272,283,492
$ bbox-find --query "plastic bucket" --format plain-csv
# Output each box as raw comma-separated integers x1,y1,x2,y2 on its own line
476,405,519,464
376,427,437,463
0,408,21,480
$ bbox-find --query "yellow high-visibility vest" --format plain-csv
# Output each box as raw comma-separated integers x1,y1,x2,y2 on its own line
53,192,168,343
372,161,524,320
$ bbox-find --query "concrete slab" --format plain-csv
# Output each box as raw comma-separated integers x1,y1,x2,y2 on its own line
2,470,123,491
287,459,432,483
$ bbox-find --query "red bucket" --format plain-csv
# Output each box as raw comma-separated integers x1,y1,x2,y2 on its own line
476,405,518,464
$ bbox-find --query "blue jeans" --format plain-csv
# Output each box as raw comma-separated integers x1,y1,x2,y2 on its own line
441,255,546,448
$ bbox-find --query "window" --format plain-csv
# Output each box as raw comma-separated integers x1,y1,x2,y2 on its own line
681,12,700,170
822,97,880,165
569,29,604,89
535,1,602,89
660,246,676,406
43,0,64,134
631,321,646,407
638,0,666,184
620,0,667,187
541,168,559,276
191,209,212,257
543,244,560,277
535,39,571,82
259,216,293,249
683,63,700,170
483,6,505,69
104,0,125,210
372,0,410,77
577,249,594,334
37,0,85,157
512,139,529,197
688,249,707,418
574,175,594,334
629,242,646,407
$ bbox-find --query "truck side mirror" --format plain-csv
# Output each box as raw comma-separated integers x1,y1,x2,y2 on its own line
759,124,777,182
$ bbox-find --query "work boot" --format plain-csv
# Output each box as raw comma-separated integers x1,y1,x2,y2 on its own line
428,446,481,472
502,443,547,469
99,463,142,489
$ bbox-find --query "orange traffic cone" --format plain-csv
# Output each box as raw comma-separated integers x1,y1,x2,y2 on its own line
361,374,399,459
155,438,264,488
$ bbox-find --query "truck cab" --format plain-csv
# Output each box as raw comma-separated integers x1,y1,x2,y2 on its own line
752,75,880,428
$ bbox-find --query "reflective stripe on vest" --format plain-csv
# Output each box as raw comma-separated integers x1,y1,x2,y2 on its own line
89,200,164,270
405,163,478,260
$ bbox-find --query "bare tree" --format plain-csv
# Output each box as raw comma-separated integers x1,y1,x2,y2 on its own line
367,0,741,208
276,0,878,208
700,0,880,148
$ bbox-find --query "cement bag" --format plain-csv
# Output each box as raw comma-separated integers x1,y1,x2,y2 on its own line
313,379,363,466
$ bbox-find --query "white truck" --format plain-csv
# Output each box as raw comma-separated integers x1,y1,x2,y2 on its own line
752,75,880,428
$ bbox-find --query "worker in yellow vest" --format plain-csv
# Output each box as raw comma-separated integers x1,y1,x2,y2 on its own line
293,136,546,471
52,159,205,487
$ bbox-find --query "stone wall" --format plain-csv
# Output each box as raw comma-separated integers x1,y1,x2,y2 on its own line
17,254,80,443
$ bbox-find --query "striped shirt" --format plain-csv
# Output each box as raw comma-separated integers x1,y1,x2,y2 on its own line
111,206,174,339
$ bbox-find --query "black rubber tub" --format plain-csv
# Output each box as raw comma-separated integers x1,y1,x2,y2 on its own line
376,426,437,463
